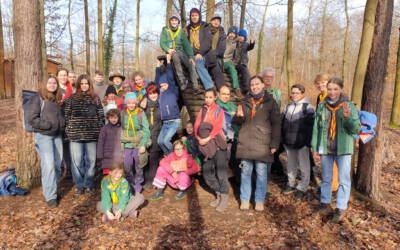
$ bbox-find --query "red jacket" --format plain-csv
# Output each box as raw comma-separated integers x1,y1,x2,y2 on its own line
160,150,200,175
194,102,224,139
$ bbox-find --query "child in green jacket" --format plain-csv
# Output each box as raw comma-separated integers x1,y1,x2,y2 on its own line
97,163,145,222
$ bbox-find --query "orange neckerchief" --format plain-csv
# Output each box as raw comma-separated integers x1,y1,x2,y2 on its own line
319,90,328,104
250,94,265,119
325,102,345,140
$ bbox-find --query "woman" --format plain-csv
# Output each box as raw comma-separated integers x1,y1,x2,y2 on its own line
64,74,105,194
312,77,360,222
282,84,314,198
234,75,281,212
140,83,163,190
194,89,229,212
29,76,65,208
57,68,73,102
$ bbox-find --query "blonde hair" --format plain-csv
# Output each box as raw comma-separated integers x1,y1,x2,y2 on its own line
314,74,330,84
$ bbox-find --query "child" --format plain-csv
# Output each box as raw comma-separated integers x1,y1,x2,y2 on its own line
93,70,108,100
233,29,255,94
106,72,125,98
97,163,145,222
103,88,118,116
314,73,330,106
194,89,229,212
132,71,149,103
117,80,133,110
312,77,360,222
97,109,123,174
181,122,201,166
121,92,150,194
223,26,242,97
149,140,200,200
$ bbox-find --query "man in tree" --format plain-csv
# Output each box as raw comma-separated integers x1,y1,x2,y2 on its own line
262,67,282,109
208,15,226,90
185,8,215,91
160,16,201,93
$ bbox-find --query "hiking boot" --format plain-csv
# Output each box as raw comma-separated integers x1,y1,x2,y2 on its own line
255,202,264,211
75,187,84,195
332,208,344,223
240,201,250,210
216,193,229,212
317,203,332,216
148,189,164,201
209,192,221,207
143,182,153,191
295,190,307,199
87,187,97,195
47,199,58,208
283,185,296,194
235,88,244,99
175,190,187,200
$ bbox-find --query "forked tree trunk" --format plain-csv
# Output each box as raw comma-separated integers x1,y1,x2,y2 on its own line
98,0,104,72
135,0,141,71
0,1,6,99
286,0,294,97
256,0,269,74
355,0,394,201
389,27,400,128
13,0,43,189
84,0,91,74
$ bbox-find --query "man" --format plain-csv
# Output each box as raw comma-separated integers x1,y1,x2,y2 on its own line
185,8,215,91
160,16,200,93
208,16,226,90
93,70,108,100
262,67,282,109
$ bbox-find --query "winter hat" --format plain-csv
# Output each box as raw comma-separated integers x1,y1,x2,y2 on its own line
210,16,221,23
122,80,132,90
238,29,247,39
124,92,137,104
189,8,201,23
158,74,169,86
105,86,117,96
227,26,238,35
169,16,181,24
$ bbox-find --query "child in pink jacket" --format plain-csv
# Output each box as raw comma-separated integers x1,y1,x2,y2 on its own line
149,140,200,200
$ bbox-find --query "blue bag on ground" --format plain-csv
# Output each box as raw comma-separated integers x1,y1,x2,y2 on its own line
0,169,29,196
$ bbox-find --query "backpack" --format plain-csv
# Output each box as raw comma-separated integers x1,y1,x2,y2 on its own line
22,90,44,132
0,169,29,196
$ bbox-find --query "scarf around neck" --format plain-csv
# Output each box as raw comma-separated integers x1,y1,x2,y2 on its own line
190,24,201,50
126,108,140,136
250,90,266,119
325,95,347,140
210,26,220,50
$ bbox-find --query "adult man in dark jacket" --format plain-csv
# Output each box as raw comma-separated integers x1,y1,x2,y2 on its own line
208,16,226,89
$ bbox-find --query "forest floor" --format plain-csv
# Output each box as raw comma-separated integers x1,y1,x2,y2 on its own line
0,98,399,249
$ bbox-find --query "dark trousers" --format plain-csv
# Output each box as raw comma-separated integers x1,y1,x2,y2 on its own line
171,50,199,88
144,149,162,186
236,64,250,93
202,150,229,194
208,63,225,90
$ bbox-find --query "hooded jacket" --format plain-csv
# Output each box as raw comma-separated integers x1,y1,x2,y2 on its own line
186,21,217,67
160,25,194,57
233,40,255,66
209,25,227,59
96,122,123,169
157,64,180,121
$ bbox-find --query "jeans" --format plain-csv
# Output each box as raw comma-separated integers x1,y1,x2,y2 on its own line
320,154,352,210
240,159,271,203
70,141,97,189
202,150,229,194
158,119,181,155
171,50,199,88
195,58,214,90
35,133,63,201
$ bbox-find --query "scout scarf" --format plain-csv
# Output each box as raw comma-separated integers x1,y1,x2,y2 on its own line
326,102,345,140
168,27,181,50
126,108,140,137
250,93,265,119
190,25,201,50
210,26,220,50
319,90,328,104
108,178,123,204
147,99,158,126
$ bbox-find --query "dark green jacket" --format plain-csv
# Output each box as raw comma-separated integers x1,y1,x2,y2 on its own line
101,176,131,211
160,26,194,57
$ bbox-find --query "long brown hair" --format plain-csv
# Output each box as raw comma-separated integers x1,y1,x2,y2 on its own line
76,74,97,100
38,75,62,102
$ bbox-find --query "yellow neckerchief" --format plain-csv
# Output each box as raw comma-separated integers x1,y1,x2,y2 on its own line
319,90,328,104
325,102,345,140
190,25,201,50
108,178,123,204
115,85,123,95
168,26,181,49
126,108,139,137
149,107,155,125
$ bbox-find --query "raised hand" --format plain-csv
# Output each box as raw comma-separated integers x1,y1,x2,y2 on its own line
237,105,244,117
343,102,351,118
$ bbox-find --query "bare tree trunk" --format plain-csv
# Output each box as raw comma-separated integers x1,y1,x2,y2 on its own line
318,0,328,73
279,40,287,88
239,0,247,29
166,0,173,26
68,0,74,71
84,0,91,75
39,0,47,78
206,0,215,22
389,27,400,128
13,0,42,189
256,0,269,74
0,1,5,99
135,0,141,71
122,16,127,75
351,0,379,107
355,0,393,201
341,0,350,80
179,0,187,28
98,0,104,72
300,0,313,81
286,0,294,98
228,0,233,27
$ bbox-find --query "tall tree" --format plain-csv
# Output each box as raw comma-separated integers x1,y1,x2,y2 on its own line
0,1,5,99
98,0,104,72
135,0,141,71
390,27,400,128
103,0,118,77
239,0,247,29
68,0,74,71
13,0,43,188
84,0,91,74
179,0,187,28
286,0,294,97
351,0,379,107
228,0,233,27
355,0,394,200
122,15,127,75
166,0,173,26
39,0,47,78
318,0,328,72
300,0,313,80
206,0,215,22
256,0,270,74
341,0,350,80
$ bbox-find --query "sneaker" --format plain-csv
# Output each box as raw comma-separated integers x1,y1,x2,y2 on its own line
102,215,113,223
209,192,221,207
75,187,84,195
47,199,58,208
295,190,307,199
240,201,250,210
216,193,229,212
128,210,138,218
175,190,187,200
283,186,296,194
255,202,264,211
148,189,164,201
332,208,344,223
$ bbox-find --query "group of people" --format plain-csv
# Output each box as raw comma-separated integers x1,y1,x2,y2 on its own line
27,8,361,223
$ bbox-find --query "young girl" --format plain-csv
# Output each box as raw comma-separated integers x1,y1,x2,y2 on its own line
64,74,104,194
117,80,133,110
57,68,73,102
132,71,149,103
29,76,65,208
97,163,145,222
121,92,150,194
312,77,360,222
194,89,229,212
181,122,201,166
97,109,122,174
149,140,200,200
140,83,163,190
